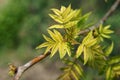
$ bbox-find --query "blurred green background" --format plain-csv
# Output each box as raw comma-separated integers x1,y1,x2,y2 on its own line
0,0,120,80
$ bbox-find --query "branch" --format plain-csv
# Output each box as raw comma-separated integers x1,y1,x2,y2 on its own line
12,0,120,80
78,0,120,35
13,51,51,80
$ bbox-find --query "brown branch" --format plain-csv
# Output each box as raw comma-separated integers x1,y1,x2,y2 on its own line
12,0,120,80
78,0,120,35
13,51,51,80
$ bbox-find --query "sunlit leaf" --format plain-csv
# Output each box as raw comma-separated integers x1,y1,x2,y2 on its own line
51,8,61,16
44,45,53,54
48,30,63,41
86,38,97,47
101,33,111,38
43,34,53,42
50,43,59,57
36,35,54,49
71,70,79,80
36,42,50,49
72,9,81,20
49,25,64,29
62,4,71,18
98,24,114,40
60,6,66,13
113,64,120,71
104,25,110,30
64,10,77,23
108,56,120,65
76,31,102,65
36,29,71,58
57,72,69,80
106,66,112,80
54,29,63,41
77,12,91,29
104,30,114,34
65,21,78,28
73,64,83,77
82,31,93,44
65,44,71,56
58,59,84,80
59,42,67,59
103,25,114,34
83,47,89,65
104,41,114,56
49,14,63,23
76,44,84,58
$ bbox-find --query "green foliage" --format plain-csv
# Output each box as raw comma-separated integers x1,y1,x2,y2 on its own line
76,31,99,65
36,4,119,80
105,56,120,80
98,25,114,41
49,4,82,29
36,30,71,58
57,59,84,80
37,5,91,59
104,42,114,56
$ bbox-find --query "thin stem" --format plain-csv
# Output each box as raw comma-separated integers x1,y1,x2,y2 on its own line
13,51,50,80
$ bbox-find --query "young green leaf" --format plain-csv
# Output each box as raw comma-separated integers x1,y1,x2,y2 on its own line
113,64,120,72
106,66,112,80
64,21,78,28
98,25,114,40
50,43,59,57
104,41,114,56
49,25,64,29
83,47,89,65
76,44,84,58
63,10,77,23
86,38,97,47
108,56,120,65
73,63,84,77
58,59,84,80
77,12,91,29
62,4,71,18
59,42,67,59
49,5,88,29
60,6,66,13
82,31,94,44
36,29,71,58
49,14,63,23
71,70,79,80
51,8,61,16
